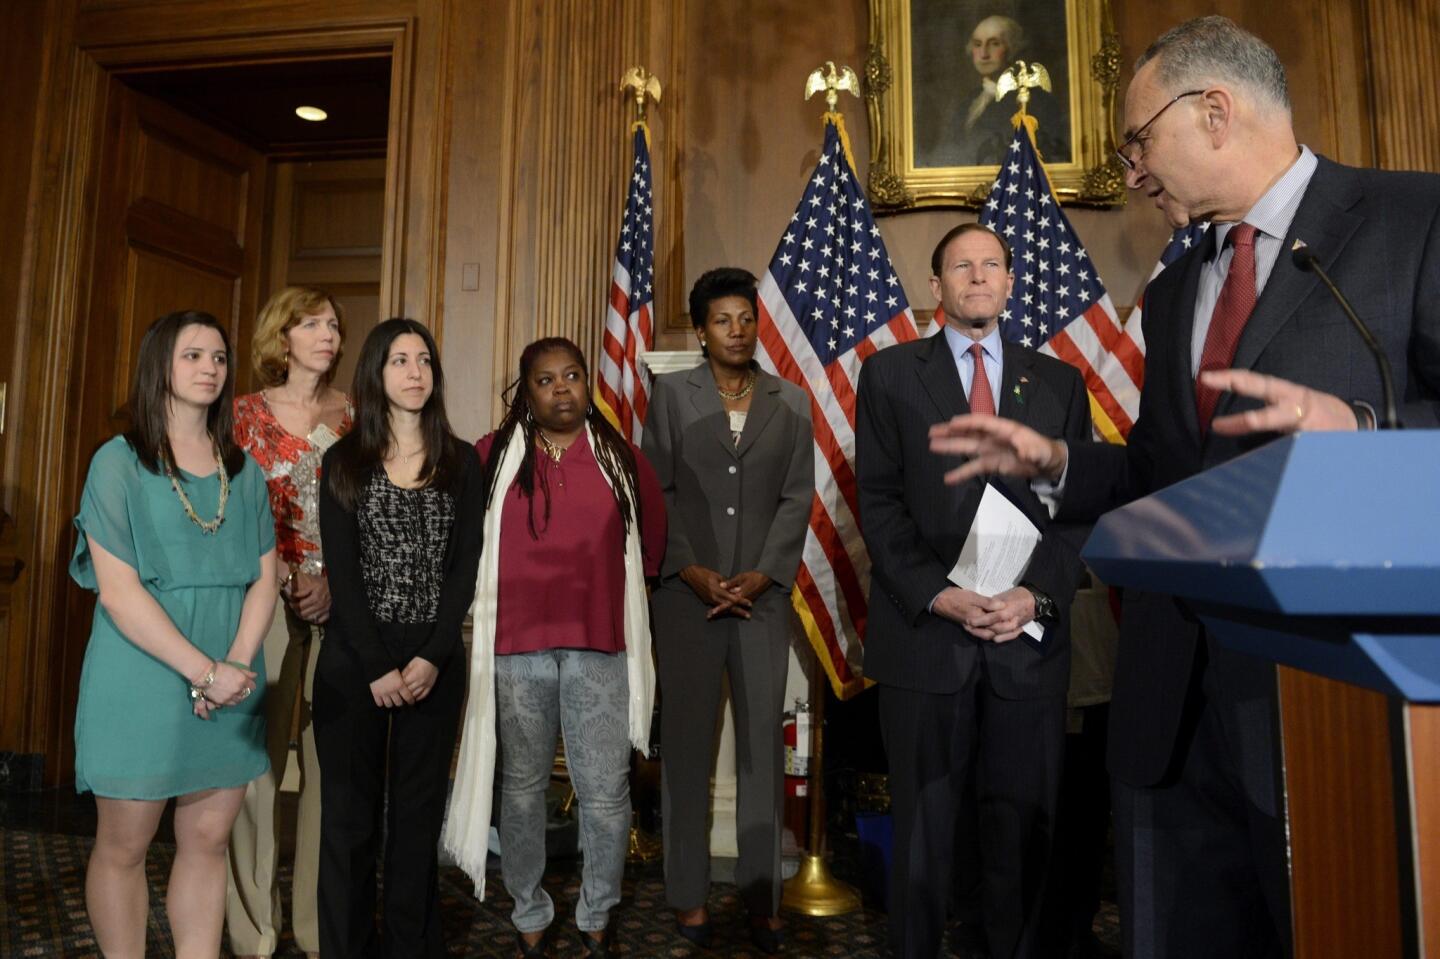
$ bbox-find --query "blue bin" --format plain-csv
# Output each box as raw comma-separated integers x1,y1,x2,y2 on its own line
854,811,893,910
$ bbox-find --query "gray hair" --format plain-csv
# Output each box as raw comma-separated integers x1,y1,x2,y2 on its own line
973,14,1026,58
1137,16,1290,114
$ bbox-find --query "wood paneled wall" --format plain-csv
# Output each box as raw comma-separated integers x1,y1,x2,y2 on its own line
448,0,684,435
1365,0,1440,172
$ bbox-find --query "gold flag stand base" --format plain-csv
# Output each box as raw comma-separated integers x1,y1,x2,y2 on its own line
781,852,862,916
781,663,862,917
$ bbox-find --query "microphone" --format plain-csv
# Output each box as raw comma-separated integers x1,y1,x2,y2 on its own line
1290,238,1399,429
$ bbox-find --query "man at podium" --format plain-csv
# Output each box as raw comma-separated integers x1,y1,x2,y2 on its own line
926,15,1440,959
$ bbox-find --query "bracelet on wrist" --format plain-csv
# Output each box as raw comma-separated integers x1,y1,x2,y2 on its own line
221,659,250,672
188,661,217,702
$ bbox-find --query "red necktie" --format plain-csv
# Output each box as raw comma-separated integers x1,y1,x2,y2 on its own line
1196,223,1259,429
969,342,996,415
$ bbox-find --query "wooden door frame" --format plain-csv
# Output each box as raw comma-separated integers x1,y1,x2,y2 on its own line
9,14,435,785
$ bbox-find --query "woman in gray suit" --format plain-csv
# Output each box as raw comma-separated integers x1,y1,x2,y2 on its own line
643,267,815,954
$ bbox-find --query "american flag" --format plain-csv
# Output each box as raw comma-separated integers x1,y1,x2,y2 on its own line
755,114,920,700
595,123,655,444
1121,222,1209,395
977,125,1136,442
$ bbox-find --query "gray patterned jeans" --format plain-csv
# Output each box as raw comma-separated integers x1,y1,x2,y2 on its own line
494,649,631,934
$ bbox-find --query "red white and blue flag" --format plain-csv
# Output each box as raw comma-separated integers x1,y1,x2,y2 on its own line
755,114,920,700
595,123,655,444
977,125,1137,442
1122,222,1209,393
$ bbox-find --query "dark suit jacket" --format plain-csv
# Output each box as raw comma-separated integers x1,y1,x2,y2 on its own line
642,363,814,629
857,333,1092,699
1062,156,1440,792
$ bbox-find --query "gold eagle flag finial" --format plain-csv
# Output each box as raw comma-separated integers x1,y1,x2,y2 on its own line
994,60,1052,117
804,61,860,113
620,66,662,122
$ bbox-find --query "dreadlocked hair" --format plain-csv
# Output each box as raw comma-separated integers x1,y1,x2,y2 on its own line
480,337,642,543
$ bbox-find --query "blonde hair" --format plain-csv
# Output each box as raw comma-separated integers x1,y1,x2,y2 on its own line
251,287,346,387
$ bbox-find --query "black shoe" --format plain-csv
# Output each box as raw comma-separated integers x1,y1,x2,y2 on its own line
675,916,712,948
579,926,615,958
748,917,785,955
515,928,548,959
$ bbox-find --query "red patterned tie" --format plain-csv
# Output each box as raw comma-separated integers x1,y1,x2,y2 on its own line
1196,222,1259,429
969,342,996,415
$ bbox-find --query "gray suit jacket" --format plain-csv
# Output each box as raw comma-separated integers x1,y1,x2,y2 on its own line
642,363,814,596
856,333,1092,700
1063,156,1440,793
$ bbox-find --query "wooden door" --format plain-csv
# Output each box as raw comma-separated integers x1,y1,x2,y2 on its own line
264,158,386,393
48,79,266,782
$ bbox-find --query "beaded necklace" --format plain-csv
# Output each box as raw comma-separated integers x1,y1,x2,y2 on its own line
167,446,230,534
716,369,757,401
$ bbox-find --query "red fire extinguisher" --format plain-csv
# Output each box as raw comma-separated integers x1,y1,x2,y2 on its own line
782,699,811,855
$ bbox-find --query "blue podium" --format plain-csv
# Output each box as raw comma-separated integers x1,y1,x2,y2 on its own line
1082,432,1440,957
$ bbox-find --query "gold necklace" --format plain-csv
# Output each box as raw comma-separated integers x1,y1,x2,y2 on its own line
167,446,230,535
536,429,569,463
716,369,757,401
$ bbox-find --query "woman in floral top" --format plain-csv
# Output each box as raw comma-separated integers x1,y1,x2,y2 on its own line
226,287,352,959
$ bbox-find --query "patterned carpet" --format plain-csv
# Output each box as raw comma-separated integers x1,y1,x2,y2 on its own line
1,825,1119,957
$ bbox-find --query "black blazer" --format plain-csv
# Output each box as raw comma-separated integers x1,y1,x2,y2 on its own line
856,333,1092,699
319,439,484,683
1062,156,1440,790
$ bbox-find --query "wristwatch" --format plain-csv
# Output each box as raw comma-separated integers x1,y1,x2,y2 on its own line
1021,583,1057,624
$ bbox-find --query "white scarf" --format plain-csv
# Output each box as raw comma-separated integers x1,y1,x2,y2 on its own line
440,422,655,899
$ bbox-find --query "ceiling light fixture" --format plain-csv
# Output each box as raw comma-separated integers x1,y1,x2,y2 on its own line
295,106,328,122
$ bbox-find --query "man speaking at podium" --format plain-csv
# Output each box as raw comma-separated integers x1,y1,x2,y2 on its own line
928,15,1440,959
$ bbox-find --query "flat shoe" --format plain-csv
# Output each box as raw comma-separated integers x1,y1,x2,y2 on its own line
516,928,548,959
675,917,712,948
749,917,784,954
579,927,615,957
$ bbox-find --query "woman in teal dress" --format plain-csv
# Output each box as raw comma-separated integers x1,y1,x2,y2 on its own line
71,310,280,959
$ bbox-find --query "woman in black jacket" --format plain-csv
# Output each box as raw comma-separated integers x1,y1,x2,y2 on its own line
314,318,482,959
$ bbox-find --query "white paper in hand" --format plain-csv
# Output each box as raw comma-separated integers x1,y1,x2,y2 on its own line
947,484,1046,642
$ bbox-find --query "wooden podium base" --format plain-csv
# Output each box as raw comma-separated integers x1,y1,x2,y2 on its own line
1279,667,1440,956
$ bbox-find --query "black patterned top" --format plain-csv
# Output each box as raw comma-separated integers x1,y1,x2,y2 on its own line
357,470,455,623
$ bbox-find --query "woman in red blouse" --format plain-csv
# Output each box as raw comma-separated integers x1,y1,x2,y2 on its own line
227,286,351,959
442,337,666,959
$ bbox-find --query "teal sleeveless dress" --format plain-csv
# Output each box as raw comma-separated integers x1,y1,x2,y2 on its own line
70,436,275,798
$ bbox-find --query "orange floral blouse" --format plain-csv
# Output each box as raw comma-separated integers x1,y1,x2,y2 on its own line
233,392,353,574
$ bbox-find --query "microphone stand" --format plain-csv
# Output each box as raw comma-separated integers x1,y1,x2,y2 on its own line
1291,239,1400,429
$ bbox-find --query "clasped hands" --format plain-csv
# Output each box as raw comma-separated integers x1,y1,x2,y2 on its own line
927,369,1360,487
191,660,257,720
370,657,440,708
282,569,332,624
933,586,1036,644
680,565,772,620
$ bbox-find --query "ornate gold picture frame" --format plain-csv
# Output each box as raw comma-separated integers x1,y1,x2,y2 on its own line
864,0,1126,211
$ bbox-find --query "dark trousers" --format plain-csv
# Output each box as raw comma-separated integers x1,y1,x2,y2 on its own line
1113,674,1290,959
655,589,790,918
312,629,464,959
880,669,1065,959
1038,703,1112,955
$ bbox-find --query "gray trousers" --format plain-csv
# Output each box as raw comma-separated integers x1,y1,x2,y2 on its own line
654,586,790,918
494,649,631,934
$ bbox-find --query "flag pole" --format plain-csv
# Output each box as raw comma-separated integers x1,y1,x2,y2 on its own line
781,61,865,917
781,658,862,915
617,64,665,864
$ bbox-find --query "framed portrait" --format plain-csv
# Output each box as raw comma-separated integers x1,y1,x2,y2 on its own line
864,0,1126,211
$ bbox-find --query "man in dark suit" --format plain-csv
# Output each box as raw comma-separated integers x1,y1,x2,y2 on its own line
929,16,1440,958
856,223,1092,959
